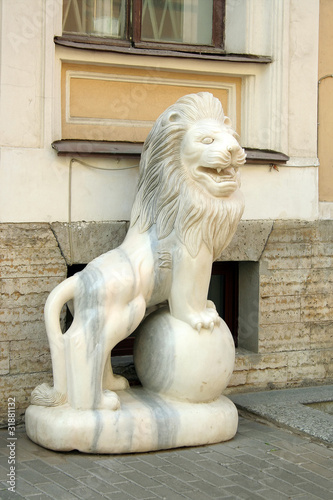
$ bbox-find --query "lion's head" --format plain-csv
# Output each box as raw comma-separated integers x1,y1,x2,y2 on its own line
130,92,245,260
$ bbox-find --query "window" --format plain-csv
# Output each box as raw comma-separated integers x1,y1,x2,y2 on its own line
62,0,225,52
65,261,239,356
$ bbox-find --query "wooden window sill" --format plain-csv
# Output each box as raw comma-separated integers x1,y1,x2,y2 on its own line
54,36,272,64
52,140,289,164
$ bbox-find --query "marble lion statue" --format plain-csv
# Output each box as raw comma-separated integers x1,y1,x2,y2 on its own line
31,92,245,411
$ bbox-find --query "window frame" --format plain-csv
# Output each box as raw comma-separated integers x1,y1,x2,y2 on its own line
61,0,226,54
132,0,225,53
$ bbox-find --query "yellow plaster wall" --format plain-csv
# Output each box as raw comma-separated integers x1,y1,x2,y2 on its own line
318,0,333,201
61,63,242,142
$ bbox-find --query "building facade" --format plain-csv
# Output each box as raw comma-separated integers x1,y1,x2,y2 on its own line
0,0,332,425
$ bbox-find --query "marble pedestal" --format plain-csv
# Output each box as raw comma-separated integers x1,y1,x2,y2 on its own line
25,389,238,454
26,309,238,454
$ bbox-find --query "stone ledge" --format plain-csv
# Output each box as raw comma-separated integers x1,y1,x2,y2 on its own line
219,220,273,261
51,221,129,265
51,220,273,265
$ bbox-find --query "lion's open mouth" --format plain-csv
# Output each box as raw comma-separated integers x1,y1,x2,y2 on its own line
198,166,236,183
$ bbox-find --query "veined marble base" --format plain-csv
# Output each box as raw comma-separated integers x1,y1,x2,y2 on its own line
25,388,238,454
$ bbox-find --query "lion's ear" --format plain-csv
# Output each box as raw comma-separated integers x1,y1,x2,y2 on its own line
224,116,232,127
163,111,182,125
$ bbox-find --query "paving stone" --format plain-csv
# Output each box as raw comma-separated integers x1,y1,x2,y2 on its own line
299,460,333,478
252,487,290,500
67,456,101,470
210,446,244,460
236,452,274,470
162,456,205,473
119,470,162,488
137,454,169,468
296,480,333,500
265,457,308,475
192,469,235,488
227,461,266,479
97,458,134,473
118,479,160,499
35,481,79,499
183,489,223,500
25,495,52,499
272,439,311,454
265,467,308,486
0,464,10,481
15,478,42,496
257,475,305,496
0,486,26,499
186,479,224,498
269,448,310,464
19,468,51,485
77,473,121,493
53,463,91,479
90,466,128,485
301,442,333,457
149,484,188,499
123,459,161,476
47,472,82,489
153,463,186,477
228,474,267,491
65,486,108,500
222,484,266,499
195,459,237,476
177,449,203,461
302,451,333,467
153,475,192,493
24,459,60,475
297,471,333,490
288,495,319,500
200,449,242,463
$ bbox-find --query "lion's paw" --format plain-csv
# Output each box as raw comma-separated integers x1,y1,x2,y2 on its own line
189,307,220,333
104,374,129,392
100,390,121,411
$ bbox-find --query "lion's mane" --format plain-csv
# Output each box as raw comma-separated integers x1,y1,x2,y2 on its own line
130,92,245,260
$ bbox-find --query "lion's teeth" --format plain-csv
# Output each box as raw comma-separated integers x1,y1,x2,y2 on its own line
217,168,222,174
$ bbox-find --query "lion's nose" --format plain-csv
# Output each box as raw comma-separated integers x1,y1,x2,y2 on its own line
227,143,244,164
227,144,241,155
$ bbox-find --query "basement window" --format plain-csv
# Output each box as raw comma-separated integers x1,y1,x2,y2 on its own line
65,261,239,355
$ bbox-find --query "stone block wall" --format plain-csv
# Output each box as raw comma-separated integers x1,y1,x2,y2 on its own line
0,220,332,426
228,220,333,393
0,224,67,425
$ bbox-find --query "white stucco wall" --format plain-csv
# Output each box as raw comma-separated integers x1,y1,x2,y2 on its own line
0,0,320,223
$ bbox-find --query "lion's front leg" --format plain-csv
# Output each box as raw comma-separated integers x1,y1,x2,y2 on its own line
168,245,220,332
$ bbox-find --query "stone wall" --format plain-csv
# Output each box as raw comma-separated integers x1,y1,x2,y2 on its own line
228,220,333,393
0,220,332,426
0,224,67,425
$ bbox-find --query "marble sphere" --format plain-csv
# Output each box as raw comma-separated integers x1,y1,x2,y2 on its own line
134,307,235,403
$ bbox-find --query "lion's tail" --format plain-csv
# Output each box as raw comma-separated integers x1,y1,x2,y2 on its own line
31,276,77,407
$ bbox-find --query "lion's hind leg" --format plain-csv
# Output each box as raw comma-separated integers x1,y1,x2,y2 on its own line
101,293,147,400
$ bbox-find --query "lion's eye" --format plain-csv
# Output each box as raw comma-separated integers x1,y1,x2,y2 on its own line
201,137,214,144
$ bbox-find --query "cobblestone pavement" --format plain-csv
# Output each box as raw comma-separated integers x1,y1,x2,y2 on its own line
0,416,332,500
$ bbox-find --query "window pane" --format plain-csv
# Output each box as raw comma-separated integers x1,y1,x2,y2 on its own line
141,0,213,45
63,0,127,39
